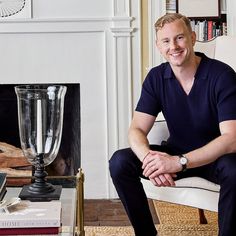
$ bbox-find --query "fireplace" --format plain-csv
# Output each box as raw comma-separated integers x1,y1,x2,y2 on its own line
0,83,80,186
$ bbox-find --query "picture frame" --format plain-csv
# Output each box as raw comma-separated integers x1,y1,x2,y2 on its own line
0,0,32,20
176,0,220,19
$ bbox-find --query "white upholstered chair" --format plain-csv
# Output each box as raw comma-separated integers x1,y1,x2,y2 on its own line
141,36,236,223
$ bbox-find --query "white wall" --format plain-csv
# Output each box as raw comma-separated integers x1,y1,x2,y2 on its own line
227,0,236,36
0,0,142,199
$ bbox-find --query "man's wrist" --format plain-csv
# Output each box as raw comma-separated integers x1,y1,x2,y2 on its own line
178,154,188,172
142,151,150,162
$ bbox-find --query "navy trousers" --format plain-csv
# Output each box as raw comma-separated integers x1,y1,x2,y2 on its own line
109,145,236,236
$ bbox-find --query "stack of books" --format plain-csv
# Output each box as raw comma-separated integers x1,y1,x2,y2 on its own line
0,200,62,235
0,172,7,201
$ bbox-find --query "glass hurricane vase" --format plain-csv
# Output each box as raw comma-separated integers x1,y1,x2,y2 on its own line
15,85,67,201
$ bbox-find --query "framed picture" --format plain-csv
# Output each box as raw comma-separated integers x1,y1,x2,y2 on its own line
0,0,32,20
176,0,220,19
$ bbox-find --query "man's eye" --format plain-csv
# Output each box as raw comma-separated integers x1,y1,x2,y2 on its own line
177,36,184,40
163,40,169,44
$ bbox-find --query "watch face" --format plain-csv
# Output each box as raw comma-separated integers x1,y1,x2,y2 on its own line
180,157,187,165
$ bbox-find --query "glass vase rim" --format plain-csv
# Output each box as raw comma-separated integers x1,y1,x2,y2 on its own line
14,84,67,91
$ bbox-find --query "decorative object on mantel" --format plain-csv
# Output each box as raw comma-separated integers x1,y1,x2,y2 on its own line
0,0,25,17
15,85,67,201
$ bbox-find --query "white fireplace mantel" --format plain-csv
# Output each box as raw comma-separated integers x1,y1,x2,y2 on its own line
0,0,142,199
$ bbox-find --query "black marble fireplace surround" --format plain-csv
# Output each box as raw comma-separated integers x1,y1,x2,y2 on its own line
0,83,81,186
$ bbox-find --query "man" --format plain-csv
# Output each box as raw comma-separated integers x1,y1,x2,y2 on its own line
109,13,236,236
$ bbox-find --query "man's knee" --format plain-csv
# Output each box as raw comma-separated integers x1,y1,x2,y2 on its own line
218,154,236,186
109,148,141,180
109,148,131,178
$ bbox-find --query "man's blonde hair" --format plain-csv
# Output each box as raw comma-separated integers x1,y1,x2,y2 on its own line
154,13,192,33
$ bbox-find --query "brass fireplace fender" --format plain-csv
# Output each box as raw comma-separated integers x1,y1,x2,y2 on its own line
76,168,85,236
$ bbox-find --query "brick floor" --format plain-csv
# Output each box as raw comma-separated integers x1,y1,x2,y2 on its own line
84,199,159,226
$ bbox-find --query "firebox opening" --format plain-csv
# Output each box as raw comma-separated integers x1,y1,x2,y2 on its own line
0,83,80,187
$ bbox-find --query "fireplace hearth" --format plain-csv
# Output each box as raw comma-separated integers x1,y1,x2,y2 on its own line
0,83,80,187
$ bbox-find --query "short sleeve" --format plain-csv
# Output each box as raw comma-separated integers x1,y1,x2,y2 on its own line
135,68,162,117
215,67,236,122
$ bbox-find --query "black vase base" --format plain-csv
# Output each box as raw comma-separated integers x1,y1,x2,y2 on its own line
19,184,62,201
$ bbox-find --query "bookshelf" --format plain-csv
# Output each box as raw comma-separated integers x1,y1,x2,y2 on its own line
166,0,227,41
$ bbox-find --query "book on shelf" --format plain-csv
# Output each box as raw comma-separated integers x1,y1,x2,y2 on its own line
207,21,213,40
166,0,176,12
0,200,61,228
0,172,7,201
190,19,227,41
0,227,60,235
198,21,205,41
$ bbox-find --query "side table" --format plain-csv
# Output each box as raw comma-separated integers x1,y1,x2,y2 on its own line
4,168,85,236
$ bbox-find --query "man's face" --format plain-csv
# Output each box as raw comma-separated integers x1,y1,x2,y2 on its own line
156,19,196,68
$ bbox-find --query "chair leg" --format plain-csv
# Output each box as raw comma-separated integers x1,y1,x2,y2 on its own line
198,208,208,224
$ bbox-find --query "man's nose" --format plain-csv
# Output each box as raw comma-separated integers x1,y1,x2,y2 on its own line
169,40,179,49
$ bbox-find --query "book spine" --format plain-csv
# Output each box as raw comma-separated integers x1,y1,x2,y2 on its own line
0,219,61,228
207,21,213,40
0,227,59,235
194,21,199,40
222,22,227,35
203,20,208,41
0,173,6,196
212,22,216,38
198,21,204,41
0,187,6,201
190,20,195,32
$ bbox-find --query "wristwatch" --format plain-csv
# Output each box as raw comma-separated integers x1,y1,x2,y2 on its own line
178,154,188,172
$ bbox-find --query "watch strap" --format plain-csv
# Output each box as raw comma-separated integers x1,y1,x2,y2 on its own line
179,154,187,172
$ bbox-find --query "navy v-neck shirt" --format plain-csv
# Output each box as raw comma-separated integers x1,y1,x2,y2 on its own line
136,52,236,153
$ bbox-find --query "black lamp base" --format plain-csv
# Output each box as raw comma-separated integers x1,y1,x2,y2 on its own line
19,184,62,201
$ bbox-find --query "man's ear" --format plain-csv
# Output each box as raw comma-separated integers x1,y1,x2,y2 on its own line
191,31,197,46
155,39,161,50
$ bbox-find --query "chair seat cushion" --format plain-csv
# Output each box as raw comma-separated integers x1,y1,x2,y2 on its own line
141,177,220,212
175,177,220,192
